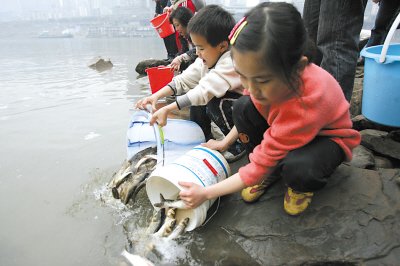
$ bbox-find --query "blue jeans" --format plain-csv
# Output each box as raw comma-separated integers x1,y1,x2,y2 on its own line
366,0,400,47
303,0,368,102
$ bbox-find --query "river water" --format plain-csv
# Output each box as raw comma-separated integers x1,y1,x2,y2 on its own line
0,36,172,265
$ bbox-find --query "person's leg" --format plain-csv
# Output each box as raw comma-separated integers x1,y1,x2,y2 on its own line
303,0,323,65
317,0,367,102
279,137,344,215
366,0,400,47
206,92,245,162
190,105,212,141
232,95,269,154
163,33,179,61
232,96,276,202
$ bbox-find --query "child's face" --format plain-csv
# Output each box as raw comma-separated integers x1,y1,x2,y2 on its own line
232,48,292,105
172,18,187,37
190,33,228,68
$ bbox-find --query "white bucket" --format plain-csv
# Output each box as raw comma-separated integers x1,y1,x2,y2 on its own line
146,146,230,231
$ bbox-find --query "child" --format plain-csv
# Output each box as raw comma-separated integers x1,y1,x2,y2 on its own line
177,2,361,216
137,5,246,162
169,7,197,71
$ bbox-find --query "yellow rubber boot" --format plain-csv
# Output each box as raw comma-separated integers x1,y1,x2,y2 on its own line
284,187,313,216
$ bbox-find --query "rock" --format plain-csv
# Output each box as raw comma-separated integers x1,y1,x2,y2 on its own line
135,59,169,75
374,155,394,169
350,67,363,117
202,165,400,265
88,56,113,72
360,129,400,160
346,145,375,169
388,130,400,142
396,176,400,186
351,115,398,132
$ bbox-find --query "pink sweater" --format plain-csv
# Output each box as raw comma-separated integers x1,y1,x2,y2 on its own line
239,64,361,186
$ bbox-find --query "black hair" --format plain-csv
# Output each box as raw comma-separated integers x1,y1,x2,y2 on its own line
169,6,193,28
233,2,315,93
187,5,235,47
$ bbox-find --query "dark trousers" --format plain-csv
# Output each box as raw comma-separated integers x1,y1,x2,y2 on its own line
232,96,344,192
303,0,368,102
163,33,178,60
366,1,400,47
190,91,242,141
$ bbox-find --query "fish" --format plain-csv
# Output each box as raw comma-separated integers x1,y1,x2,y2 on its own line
153,208,177,237
146,208,165,234
112,148,158,203
129,179,148,204
121,250,154,266
153,193,189,210
167,217,190,240
109,146,157,190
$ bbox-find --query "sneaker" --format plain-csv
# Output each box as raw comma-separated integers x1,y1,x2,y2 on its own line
284,187,313,216
241,175,280,203
222,141,246,163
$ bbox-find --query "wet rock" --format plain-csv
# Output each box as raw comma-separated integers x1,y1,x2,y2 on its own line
351,115,398,132
204,165,400,265
360,129,400,160
374,155,394,169
346,145,375,169
135,59,169,75
88,56,113,72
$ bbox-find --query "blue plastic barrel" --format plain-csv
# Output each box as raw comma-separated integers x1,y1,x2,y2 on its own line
360,13,400,127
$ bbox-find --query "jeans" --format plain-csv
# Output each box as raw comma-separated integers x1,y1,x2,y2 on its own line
303,0,368,102
232,96,344,192
366,0,400,47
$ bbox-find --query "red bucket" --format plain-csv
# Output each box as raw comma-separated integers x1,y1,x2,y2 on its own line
145,66,174,94
150,13,175,38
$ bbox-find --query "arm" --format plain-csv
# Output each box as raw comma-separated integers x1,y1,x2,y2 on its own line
202,126,239,152
178,172,246,208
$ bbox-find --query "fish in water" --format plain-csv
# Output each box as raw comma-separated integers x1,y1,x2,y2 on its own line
108,146,157,190
167,217,190,240
121,250,154,266
153,208,177,237
146,208,165,234
153,193,189,210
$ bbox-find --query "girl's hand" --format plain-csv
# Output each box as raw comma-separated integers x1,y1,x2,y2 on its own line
149,106,169,126
178,181,208,209
135,95,158,111
170,57,182,71
201,139,228,152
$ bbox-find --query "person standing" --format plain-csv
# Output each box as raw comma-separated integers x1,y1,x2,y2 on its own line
303,0,368,102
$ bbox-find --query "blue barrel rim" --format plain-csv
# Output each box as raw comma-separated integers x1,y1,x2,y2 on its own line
361,43,400,64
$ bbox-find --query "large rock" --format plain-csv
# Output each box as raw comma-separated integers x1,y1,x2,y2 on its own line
361,129,400,160
199,165,400,265
135,59,169,75
346,145,375,169
87,56,113,72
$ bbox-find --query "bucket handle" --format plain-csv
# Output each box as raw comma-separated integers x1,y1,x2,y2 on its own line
151,13,171,29
379,12,400,63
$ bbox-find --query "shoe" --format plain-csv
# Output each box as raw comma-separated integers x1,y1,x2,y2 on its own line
241,175,280,203
284,187,313,216
222,141,246,163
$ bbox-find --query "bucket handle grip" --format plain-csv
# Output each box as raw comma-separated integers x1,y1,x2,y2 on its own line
151,13,171,29
379,12,400,63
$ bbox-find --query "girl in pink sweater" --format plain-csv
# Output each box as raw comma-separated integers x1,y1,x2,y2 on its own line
178,2,361,215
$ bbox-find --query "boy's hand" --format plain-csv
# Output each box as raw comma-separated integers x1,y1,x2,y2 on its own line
178,181,207,209
201,139,228,152
150,106,169,126
135,95,158,111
